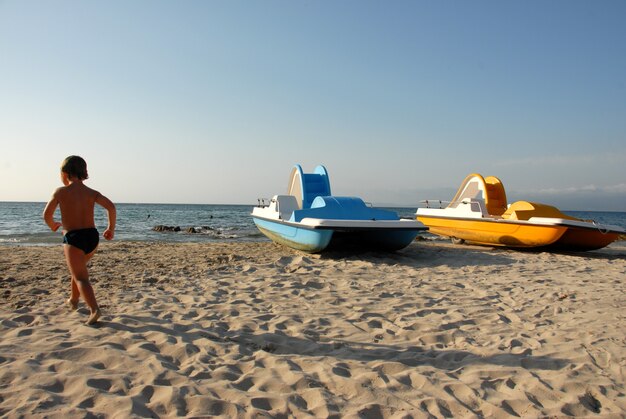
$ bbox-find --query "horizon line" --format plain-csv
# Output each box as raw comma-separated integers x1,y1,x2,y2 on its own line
0,200,624,213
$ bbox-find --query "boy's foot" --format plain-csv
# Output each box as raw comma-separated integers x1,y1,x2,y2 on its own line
66,298,79,311
86,308,101,325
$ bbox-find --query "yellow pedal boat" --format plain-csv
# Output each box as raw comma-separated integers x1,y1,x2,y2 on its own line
416,173,625,251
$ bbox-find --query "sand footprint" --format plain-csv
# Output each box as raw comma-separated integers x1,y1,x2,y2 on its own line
38,378,65,393
12,314,35,325
420,398,454,417
231,375,255,391
444,382,481,410
299,388,339,417
211,365,243,382
274,256,295,267
250,396,286,412
331,364,351,378
186,396,239,417
86,378,112,392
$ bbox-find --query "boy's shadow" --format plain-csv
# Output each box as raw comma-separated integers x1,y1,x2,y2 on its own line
102,316,568,372
227,331,568,371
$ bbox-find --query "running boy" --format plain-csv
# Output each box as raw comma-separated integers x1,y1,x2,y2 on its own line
43,155,116,325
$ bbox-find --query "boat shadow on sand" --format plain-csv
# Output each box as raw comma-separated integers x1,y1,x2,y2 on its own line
513,245,626,260
315,240,519,269
372,239,626,265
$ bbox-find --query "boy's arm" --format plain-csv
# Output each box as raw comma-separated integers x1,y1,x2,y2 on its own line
96,194,117,240
43,192,62,232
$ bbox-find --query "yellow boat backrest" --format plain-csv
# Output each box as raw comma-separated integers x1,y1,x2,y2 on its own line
502,201,578,221
450,174,508,216
484,176,507,216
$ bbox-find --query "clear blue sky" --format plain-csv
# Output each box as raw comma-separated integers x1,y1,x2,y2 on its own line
1,1,625,210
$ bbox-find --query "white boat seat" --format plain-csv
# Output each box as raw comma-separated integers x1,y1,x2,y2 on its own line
275,195,299,220
469,199,490,217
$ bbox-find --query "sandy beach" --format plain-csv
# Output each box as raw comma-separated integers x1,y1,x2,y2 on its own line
1,240,625,418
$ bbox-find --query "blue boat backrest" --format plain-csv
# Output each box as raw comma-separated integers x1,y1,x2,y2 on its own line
287,165,332,209
291,196,399,222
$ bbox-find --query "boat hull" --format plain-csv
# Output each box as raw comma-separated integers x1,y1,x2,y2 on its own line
547,227,620,251
253,216,423,253
253,217,333,253
417,215,567,248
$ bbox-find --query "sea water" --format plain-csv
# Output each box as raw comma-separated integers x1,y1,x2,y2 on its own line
0,202,261,245
0,201,624,246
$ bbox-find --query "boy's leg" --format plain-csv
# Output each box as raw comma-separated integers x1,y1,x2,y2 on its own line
67,277,80,310
82,250,100,325
63,245,99,317
70,250,96,306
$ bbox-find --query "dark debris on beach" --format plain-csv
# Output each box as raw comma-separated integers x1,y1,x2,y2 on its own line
152,225,215,234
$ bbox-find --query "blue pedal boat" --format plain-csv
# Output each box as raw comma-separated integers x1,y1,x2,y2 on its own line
251,165,428,253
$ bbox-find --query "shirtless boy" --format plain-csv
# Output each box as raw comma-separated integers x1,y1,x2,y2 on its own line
43,156,116,325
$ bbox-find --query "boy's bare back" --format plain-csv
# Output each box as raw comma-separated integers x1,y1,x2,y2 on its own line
53,182,101,232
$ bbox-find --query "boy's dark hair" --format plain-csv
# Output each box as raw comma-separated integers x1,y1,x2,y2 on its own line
61,155,89,180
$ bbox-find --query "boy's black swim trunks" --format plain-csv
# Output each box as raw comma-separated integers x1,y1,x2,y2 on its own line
63,228,99,254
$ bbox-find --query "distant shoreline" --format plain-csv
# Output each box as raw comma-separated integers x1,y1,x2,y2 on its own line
1,200,625,213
